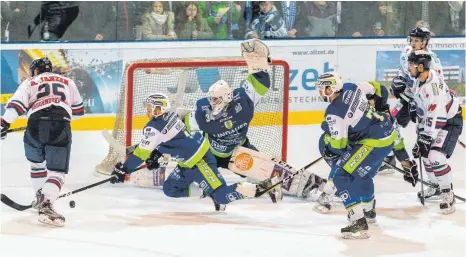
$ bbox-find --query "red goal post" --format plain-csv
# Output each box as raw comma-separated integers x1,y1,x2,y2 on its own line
96,57,289,175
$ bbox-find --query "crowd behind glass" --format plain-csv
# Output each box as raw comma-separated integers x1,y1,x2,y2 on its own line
1,1,465,42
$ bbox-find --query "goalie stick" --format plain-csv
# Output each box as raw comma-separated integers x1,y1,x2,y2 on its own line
255,156,324,197
418,157,425,206
382,160,465,202
1,164,147,211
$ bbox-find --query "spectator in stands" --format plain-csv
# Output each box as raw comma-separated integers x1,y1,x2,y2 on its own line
141,1,176,40
275,1,299,38
448,1,465,36
245,1,287,39
296,1,337,38
31,1,80,41
63,2,115,41
175,2,213,40
237,1,261,39
398,1,456,36
113,1,139,40
2,1,43,41
198,1,242,39
337,1,386,37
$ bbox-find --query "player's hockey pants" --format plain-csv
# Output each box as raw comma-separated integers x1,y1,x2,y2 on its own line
24,118,72,174
331,143,393,210
163,151,245,204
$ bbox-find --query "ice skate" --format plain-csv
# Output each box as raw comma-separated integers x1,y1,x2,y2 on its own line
257,178,283,203
313,192,335,213
440,188,455,215
38,200,65,227
201,192,226,211
341,217,370,239
378,155,395,175
31,189,44,210
363,199,377,224
418,183,441,200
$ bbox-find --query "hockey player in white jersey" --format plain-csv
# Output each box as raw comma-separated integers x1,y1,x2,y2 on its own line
0,57,84,226
380,26,444,179
407,51,462,214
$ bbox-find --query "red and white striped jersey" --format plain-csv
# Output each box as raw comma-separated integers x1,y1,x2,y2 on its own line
3,72,84,123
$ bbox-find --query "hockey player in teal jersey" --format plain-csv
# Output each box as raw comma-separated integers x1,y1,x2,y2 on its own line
313,73,397,239
110,93,269,211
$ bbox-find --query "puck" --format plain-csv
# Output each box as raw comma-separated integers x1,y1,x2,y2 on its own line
69,200,75,208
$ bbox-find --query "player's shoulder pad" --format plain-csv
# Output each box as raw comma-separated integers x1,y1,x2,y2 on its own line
145,118,165,133
233,87,246,101
196,97,210,112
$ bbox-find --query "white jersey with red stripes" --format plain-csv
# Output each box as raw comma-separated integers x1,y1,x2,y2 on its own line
3,72,84,123
413,70,460,140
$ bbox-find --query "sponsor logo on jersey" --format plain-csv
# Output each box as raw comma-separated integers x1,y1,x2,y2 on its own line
234,153,254,171
342,90,353,105
144,127,156,138
224,120,233,129
226,192,241,202
210,140,227,151
348,146,369,168
339,190,351,201
215,122,248,138
235,103,242,113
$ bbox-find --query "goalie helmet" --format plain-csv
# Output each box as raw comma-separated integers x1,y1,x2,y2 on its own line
145,93,171,118
30,57,52,77
208,80,233,116
316,72,343,102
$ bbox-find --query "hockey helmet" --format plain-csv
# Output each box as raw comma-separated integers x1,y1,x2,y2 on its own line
145,93,171,118
407,50,432,70
208,80,233,116
30,57,52,76
316,72,343,102
409,27,431,47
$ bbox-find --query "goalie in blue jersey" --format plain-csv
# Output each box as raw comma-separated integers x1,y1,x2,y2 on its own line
183,39,286,203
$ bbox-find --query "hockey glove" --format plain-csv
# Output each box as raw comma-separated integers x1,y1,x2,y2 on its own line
390,76,408,100
412,134,432,158
241,38,271,73
323,146,340,165
111,162,128,184
146,149,162,170
402,160,419,187
408,100,418,123
0,119,10,140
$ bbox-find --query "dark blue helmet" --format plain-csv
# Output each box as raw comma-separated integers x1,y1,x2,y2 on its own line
407,50,432,70
30,57,52,76
409,27,431,46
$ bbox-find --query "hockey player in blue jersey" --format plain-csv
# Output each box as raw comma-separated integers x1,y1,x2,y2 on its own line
312,73,397,239
183,39,285,203
110,93,268,211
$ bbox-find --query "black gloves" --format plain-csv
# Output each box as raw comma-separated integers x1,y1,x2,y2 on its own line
412,134,433,158
402,160,419,187
1,119,10,140
111,162,128,184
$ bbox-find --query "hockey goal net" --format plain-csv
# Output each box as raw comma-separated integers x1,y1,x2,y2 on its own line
96,57,289,175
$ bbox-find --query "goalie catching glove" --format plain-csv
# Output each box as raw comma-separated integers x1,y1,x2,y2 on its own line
241,38,271,73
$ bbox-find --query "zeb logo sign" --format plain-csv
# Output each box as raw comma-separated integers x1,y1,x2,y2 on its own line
289,62,334,91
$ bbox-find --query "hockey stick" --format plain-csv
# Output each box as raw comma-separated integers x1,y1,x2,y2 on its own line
7,126,27,133
418,157,425,205
255,156,324,197
382,160,465,202
1,164,147,211
458,140,466,149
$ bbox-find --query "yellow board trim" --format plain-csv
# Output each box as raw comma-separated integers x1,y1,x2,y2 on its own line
6,107,465,131
0,94,13,104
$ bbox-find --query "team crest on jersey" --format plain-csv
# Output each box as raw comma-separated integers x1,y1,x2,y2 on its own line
224,120,233,129
235,103,242,113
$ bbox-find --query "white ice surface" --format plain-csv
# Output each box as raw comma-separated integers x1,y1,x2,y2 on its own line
1,124,465,257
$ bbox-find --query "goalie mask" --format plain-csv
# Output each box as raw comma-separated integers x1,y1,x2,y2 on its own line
145,93,170,118
316,72,343,103
208,80,233,117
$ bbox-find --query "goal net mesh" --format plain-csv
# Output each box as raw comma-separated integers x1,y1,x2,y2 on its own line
96,57,289,175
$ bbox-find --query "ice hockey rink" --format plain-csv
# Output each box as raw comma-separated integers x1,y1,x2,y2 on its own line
1,123,465,257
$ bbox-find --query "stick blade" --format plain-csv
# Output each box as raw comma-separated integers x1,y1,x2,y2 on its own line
1,194,32,211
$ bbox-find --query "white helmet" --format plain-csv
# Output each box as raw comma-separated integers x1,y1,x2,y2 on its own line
145,93,170,118
316,72,343,102
208,80,233,116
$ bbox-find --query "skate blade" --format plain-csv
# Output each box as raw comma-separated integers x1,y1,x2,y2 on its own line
441,206,456,215
313,203,331,214
341,231,370,239
366,217,377,224
38,214,65,227
377,169,395,175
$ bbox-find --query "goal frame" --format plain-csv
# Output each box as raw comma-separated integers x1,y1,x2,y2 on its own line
126,59,290,161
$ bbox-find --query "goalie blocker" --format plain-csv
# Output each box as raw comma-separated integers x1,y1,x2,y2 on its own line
132,146,326,200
